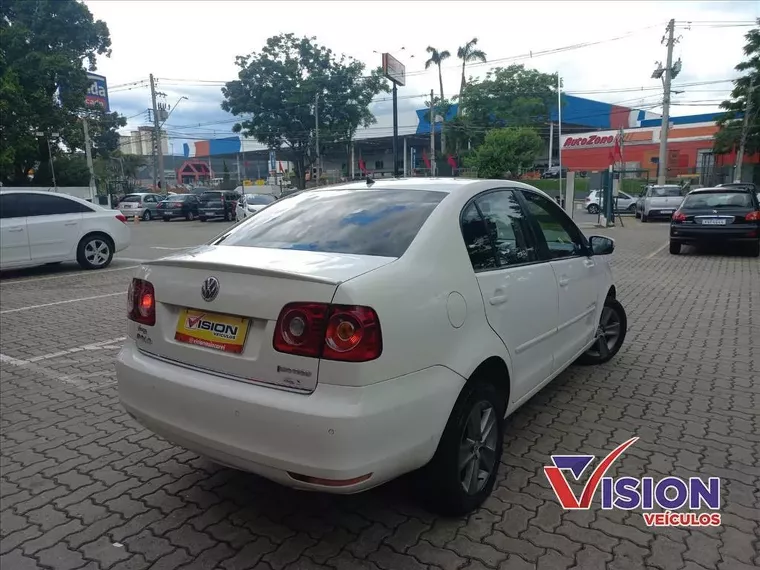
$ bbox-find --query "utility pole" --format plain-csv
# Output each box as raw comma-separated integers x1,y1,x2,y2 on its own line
392,82,399,176
315,92,320,186
430,89,435,176
82,118,96,202
150,74,166,191
733,75,755,182
657,19,676,185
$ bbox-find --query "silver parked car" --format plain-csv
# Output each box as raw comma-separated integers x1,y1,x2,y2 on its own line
637,185,684,222
119,193,164,221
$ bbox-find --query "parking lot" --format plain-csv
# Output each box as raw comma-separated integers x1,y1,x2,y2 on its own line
1,218,758,570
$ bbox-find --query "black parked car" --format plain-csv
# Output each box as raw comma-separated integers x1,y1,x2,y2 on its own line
158,194,201,221
670,186,760,257
198,190,239,222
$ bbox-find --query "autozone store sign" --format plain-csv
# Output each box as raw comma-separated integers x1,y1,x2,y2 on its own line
563,133,620,148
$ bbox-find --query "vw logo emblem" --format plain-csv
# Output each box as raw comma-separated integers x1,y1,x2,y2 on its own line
201,276,220,302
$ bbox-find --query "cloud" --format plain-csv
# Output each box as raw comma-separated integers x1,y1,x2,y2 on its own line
85,0,759,153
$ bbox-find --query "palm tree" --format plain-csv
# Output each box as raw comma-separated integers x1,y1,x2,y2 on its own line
457,38,487,116
425,46,451,154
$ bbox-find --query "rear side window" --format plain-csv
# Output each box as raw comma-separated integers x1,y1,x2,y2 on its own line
24,194,93,216
683,192,753,209
217,189,445,257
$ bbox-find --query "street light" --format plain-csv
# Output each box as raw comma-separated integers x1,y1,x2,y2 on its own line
36,131,59,189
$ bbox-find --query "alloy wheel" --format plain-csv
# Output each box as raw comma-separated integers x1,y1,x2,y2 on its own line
84,239,110,267
459,401,498,495
586,305,622,359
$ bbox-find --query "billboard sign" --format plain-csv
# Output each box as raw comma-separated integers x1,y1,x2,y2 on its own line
382,53,405,86
269,150,276,172
85,73,109,112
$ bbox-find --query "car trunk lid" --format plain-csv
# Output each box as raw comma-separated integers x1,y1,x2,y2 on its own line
133,245,395,393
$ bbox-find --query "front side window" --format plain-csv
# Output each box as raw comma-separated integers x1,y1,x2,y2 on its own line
24,194,92,216
521,191,586,260
216,189,445,258
474,190,537,267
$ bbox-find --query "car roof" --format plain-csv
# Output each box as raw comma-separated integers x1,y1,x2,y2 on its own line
0,189,99,208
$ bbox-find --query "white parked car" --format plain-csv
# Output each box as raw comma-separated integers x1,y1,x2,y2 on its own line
0,190,131,271
116,178,626,515
235,193,277,220
585,189,637,214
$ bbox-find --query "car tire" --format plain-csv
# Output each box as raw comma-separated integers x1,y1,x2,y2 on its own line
576,298,627,366
748,240,760,258
420,379,505,516
142,210,152,221
587,204,600,214
163,216,171,222
76,233,114,270
669,241,681,255
641,212,648,223
186,211,195,221
628,204,637,213
199,217,207,222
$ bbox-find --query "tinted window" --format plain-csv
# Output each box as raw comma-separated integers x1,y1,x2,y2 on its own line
217,189,445,258
649,186,682,197
474,190,537,267
25,194,92,216
461,203,498,271
521,191,586,260
0,194,25,219
122,195,142,203
200,192,223,203
245,194,276,205
167,195,191,202
683,192,753,209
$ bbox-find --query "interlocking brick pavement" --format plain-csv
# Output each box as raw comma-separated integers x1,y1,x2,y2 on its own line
1,221,758,570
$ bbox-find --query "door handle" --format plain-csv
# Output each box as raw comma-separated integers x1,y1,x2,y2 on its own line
64,222,78,226
558,277,570,288
8,227,24,232
489,295,508,306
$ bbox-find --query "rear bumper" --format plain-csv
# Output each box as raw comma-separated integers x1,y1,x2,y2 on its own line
645,208,676,218
116,339,464,493
120,208,144,217
670,225,760,243
199,209,226,218
159,210,186,218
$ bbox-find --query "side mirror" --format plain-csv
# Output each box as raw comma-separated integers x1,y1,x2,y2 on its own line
589,235,615,256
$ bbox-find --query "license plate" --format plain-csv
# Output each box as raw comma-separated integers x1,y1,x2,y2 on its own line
701,218,727,225
175,309,250,353
661,210,673,214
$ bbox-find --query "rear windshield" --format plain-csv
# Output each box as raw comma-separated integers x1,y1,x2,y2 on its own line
121,195,142,203
200,192,222,202
683,192,754,209
245,194,275,205
216,189,446,257
650,186,682,197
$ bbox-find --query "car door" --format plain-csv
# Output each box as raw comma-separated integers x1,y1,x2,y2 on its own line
519,190,600,369
462,189,559,402
0,193,31,267
617,192,634,210
25,193,88,262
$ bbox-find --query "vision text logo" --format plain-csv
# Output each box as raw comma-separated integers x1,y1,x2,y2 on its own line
544,437,721,527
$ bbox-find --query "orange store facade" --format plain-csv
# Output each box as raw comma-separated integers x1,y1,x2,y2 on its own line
559,116,759,182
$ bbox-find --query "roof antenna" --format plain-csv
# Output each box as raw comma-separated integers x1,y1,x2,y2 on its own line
366,176,375,187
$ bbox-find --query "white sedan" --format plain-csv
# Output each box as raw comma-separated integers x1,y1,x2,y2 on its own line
116,178,626,515
235,193,277,220
0,190,131,271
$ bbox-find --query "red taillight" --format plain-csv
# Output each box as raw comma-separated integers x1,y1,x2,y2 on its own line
273,302,382,362
115,214,127,224
127,279,156,326
746,211,760,221
672,211,687,222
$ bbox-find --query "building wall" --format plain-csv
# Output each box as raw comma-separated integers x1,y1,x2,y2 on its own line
120,128,168,156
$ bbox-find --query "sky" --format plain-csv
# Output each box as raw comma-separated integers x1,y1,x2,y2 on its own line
84,0,759,155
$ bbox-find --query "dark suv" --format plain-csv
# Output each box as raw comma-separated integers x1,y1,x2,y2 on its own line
198,191,239,222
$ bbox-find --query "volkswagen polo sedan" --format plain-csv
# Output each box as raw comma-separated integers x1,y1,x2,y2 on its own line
116,178,627,515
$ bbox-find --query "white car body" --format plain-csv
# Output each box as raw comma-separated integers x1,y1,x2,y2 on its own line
585,189,636,213
116,178,621,508
235,194,277,220
0,190,131,271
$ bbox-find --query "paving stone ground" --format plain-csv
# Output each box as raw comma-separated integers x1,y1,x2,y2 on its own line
1,220,758,570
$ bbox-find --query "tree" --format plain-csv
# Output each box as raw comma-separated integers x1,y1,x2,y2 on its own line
714,20,760,158
425,46,451,153
451,65,559,149
0,0,117,185
222,34,387,189
456,38,486,116
465,127,543,179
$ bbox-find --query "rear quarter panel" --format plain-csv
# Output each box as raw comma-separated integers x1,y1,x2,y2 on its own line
322,188,513,388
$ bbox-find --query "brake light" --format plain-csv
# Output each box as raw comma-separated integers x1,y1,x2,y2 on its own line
115,214,127,224
672,211,687,222
746,211,760,221
127,279,156,326
273,302,382,362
